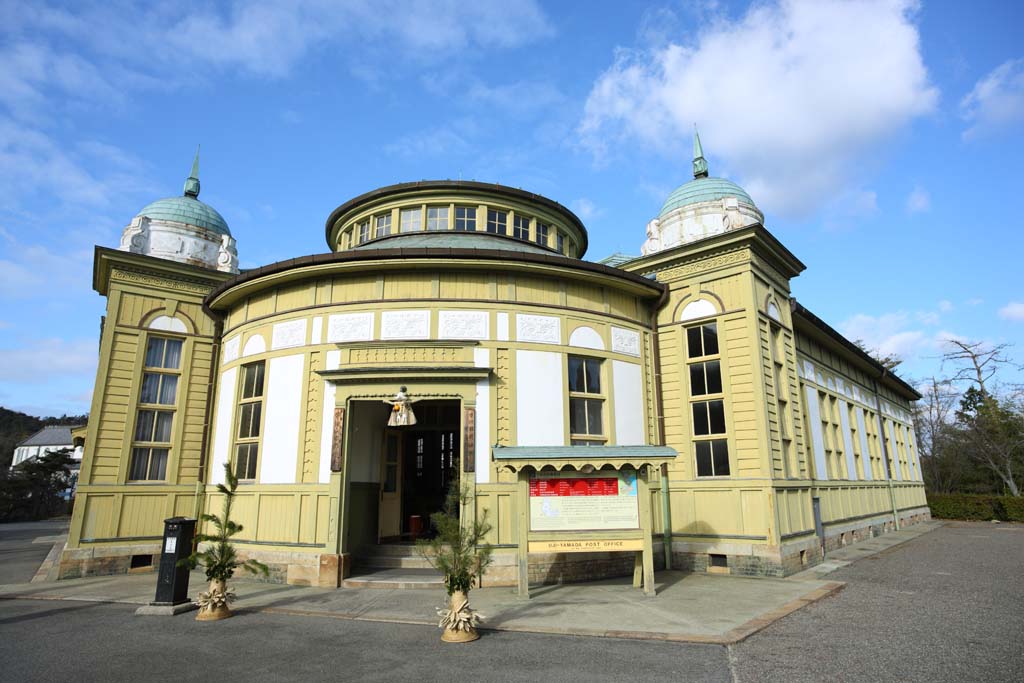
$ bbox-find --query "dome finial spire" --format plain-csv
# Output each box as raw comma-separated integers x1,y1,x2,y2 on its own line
692,125,709,179
184,146,200,198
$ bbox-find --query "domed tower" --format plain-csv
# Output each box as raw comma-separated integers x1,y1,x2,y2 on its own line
119,150,239,273
641,129,763,256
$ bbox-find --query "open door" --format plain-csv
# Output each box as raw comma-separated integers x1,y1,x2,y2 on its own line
378,430,402,542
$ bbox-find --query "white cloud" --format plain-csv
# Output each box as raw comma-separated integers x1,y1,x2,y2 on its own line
938,300,953,313
966,297,984,307
0,337,98,383
906,185,930,213
0,236,92,300
961,58,1024,140
571,198,604,221
384,126,473,158
998,302,1024,321
578,0,937,217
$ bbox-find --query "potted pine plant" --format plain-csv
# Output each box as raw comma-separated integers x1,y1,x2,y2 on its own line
180,463,268,621
418,483,494,643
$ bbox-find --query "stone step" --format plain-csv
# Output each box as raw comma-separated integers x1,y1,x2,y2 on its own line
358,543,431,557
356,555,437,570
342,568,444,590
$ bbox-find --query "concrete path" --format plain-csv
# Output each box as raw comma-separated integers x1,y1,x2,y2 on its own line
788,520,944,580
0,521,946,645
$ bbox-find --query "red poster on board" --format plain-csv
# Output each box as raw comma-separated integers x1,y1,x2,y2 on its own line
529,477,618,497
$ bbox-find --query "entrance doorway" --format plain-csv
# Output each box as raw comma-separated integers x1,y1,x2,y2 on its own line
377,400,461,543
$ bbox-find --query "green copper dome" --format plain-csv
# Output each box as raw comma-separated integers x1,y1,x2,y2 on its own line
137,196,231,236
658,177,757,217
659,127,758,218
136,148,231,236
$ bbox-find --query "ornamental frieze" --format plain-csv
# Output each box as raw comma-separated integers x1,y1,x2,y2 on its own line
110,268,211,295
656,248,750,282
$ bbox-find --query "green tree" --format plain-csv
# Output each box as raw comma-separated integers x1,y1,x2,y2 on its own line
956,387,1023,497
0,448,75,521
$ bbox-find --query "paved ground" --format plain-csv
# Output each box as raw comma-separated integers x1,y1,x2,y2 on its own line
1,520,1021,682
732,521,1024,683
0,519,68,584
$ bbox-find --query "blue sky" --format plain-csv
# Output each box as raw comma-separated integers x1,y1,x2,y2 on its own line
1,0,1022,417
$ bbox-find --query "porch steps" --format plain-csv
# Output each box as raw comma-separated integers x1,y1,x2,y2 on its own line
342,567,444,590
354,543,438,570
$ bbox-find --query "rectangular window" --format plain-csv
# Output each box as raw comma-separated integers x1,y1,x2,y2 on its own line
426,206,449,231
556,232,565,254
129,336,182,481
568,355,604,442
455,206,476,231
487,209,507,235
513,215,530,240
358,220,370,244
687,323,719,358
695,440,730,477
400,208,422,233
535,222,549,246
375,214,392,238
687,322,729,477
234,361,265,480
688,360,722,396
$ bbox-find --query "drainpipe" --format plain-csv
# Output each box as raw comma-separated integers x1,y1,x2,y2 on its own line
651,282,672,569
872,374,901,531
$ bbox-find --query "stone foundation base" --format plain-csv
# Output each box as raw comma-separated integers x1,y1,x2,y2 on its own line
58,543,161,580
669,506,933,578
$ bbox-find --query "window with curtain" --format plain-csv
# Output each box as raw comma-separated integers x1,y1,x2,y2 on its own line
234,361,265,480
687,322,730,477
128,336,183,481
568,355,605,444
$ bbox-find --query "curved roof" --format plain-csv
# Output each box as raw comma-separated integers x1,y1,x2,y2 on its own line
137,196,231,236
659,177,757,217
325,180,589,257
351,231,554,255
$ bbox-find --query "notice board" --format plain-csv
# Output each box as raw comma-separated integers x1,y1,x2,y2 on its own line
528,470,640,531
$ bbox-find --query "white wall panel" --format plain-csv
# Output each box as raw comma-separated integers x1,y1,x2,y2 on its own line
260,354,305,484
515,350,564,446
805,386,828,480
855,408,873,480
210,367,237,485
612,360,645,445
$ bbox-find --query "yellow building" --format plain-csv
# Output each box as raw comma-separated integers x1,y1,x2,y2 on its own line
61,140,928,586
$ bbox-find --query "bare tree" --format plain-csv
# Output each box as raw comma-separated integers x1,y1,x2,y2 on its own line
942,341,1023,496
914,377,963,493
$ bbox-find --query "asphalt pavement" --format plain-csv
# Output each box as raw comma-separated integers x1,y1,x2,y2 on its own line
734,521,1024,683
1,520,1022,682
0,519,68,584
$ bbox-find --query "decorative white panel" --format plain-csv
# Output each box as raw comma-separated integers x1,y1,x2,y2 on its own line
569,326,604,350
767,301,782,322
272,319,307,350
380,310,430,340
260,354,305,484
612,360,645,445
516,314,560,345
496,312,510,341
327,312,373,343
326,349,341,371
611,327,641,357
319,378,336,484
311,317,323,345
515,350,564,445
242,334,266,357
222,336,240,365
805,386,828,480
438,310,488,340
149,315,187,333
210,367,237,485
679,298,717,321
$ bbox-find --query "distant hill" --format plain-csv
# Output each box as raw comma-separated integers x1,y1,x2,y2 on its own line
1,407,89,470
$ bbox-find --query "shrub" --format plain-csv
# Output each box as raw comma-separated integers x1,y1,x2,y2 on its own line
927,493,1024,521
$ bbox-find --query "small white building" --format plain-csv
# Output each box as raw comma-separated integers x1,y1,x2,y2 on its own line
12,425,83,467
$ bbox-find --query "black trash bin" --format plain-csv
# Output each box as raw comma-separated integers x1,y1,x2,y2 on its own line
153,517,196,606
